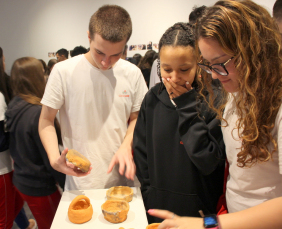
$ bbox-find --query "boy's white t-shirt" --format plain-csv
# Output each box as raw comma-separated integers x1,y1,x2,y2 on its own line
222,93,282,213
41,55,148,190
0,92,13,175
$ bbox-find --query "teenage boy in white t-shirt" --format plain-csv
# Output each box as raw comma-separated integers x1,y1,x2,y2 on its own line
39,5,148,191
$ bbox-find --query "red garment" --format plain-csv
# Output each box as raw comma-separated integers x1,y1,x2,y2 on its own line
217,160,229,215
0,171,24,229
17,188,61,229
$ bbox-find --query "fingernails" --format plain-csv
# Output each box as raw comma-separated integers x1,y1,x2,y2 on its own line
186,81,189,84
167,78,170,81
162,78,164,82
148,209,154,213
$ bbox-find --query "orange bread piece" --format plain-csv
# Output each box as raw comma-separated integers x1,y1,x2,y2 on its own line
101,200,129,223
66,149,91,172
106,186,133,202
146,223,161,229
68,195,93,224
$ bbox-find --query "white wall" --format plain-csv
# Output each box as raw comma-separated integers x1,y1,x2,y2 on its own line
0,0,276,73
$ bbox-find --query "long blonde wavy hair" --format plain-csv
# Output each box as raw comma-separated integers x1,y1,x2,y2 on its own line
196,0,282,168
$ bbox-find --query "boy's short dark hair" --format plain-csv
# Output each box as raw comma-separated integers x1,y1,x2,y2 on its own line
273,0,282,21
89,5,132,42
56,48,69,58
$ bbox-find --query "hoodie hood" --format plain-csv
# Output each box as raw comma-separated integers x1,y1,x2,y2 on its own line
151,84,175,109
5,96,33,132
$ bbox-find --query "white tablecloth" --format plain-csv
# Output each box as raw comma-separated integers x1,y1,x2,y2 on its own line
51,187,148,229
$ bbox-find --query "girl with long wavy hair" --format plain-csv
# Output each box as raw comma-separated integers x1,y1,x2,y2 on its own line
5,57,65,229
148,0,282,228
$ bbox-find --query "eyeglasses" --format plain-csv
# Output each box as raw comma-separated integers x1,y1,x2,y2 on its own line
198,57,234,76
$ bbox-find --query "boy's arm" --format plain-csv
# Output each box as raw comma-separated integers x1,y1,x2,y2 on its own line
107,111,139,180
39,105,90,176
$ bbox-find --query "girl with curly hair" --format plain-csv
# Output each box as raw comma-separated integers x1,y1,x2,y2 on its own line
149,0,282,228
133,22,226,224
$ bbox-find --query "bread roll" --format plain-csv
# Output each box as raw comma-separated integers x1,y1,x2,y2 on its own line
68,195,93,224
106,186,133,202
101,200,129,223
146,223,161,229
66,149,91,172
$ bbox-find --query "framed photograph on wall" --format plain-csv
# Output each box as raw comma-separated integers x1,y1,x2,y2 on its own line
153,43,159,51
147,41,152,50
48,52,56,57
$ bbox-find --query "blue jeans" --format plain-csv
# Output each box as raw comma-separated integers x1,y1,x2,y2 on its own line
14,208,29,229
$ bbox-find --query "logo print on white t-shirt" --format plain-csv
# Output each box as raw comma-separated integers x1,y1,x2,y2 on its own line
119,90,129,97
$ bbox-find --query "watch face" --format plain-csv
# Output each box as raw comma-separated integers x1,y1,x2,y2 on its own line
204,215,218,228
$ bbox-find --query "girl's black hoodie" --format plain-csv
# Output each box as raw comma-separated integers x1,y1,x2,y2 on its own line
133,83,226,223
5,96,65,196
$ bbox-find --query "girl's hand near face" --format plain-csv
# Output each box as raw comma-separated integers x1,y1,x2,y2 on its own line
162,77,193,99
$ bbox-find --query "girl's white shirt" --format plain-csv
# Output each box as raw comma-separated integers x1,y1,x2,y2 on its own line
223,93,282,213
0,92,13,175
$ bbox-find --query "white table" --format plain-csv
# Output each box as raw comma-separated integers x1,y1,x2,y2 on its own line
51,187,148,229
